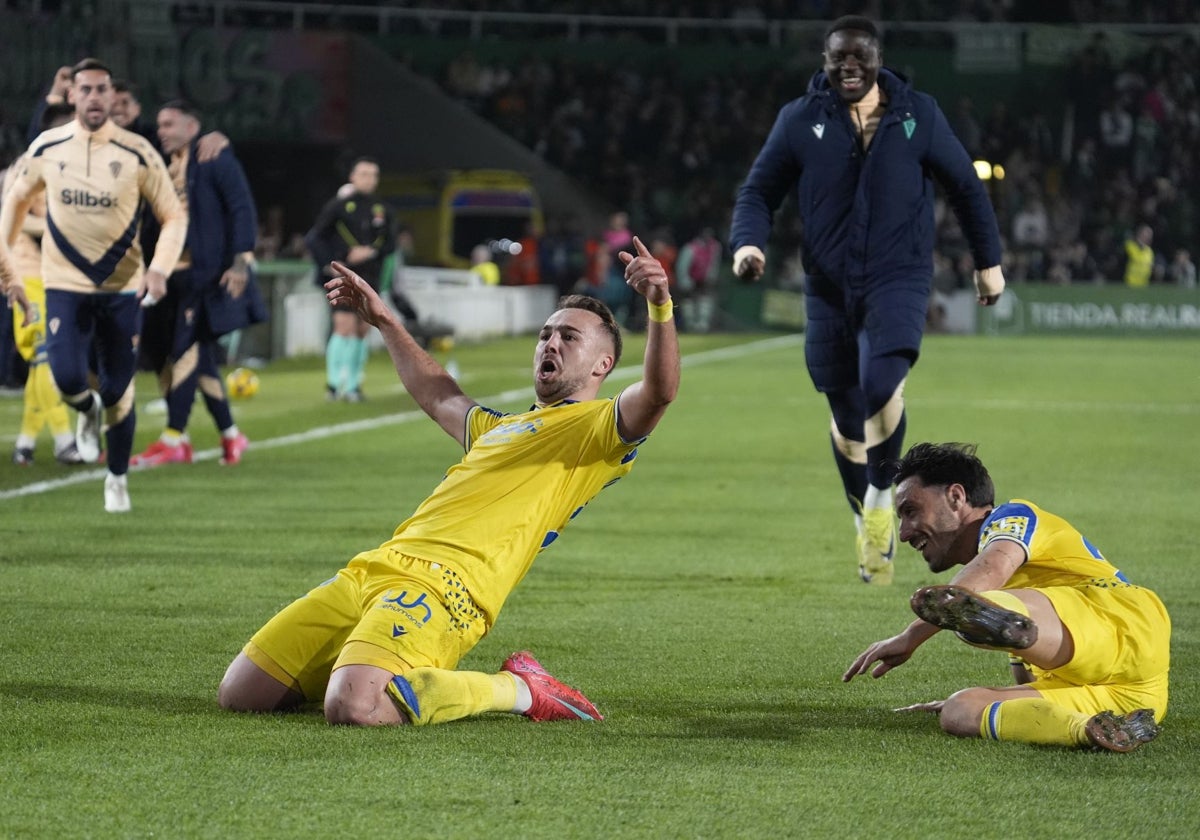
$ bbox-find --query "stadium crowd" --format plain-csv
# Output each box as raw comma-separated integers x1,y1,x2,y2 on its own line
4,1,1200,396
429,12,1200,295
160,0,1200,26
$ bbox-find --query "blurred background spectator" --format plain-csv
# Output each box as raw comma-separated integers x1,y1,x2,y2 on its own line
1,0,1198,301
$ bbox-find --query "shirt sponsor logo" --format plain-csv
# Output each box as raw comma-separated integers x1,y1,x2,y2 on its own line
483,417,544,443
61,189,117,208
379,589,433,625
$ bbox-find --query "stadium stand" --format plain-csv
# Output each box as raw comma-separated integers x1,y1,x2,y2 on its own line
1,0,1196,300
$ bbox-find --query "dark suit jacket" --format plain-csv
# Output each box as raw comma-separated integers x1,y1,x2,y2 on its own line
181,139,267,336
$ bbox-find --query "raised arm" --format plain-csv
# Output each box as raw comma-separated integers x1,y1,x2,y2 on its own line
324,260,476,445
615,235,680,441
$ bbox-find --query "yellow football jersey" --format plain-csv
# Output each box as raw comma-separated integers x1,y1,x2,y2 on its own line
381,397,642,624
979,499,1128,588
981,499,1170,708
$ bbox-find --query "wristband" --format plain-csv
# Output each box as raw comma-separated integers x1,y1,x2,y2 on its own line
647,298,674,323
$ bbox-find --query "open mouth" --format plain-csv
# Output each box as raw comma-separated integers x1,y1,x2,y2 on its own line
537,358,558,380
839,76,864,92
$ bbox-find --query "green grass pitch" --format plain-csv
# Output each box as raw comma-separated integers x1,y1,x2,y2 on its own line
1,331,1196,838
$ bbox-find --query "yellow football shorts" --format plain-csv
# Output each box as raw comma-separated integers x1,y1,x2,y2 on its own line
244,548,489,702
1026,582,1171,720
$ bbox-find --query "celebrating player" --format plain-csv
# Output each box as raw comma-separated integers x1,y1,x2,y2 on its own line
843,443,1170,752
219,236,680,726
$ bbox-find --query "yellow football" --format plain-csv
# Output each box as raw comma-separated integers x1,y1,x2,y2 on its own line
225,367,260,399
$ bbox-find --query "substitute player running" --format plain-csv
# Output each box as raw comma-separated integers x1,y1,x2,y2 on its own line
219,235,680,726
0,57,187,512
843,443,1170,752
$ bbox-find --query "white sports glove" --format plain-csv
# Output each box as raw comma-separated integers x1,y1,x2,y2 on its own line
973,265,1005,305
733,245,766,280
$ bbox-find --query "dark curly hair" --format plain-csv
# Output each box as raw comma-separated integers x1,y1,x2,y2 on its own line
893,442,995,507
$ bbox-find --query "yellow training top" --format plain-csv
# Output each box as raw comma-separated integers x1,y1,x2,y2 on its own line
0,119,186,294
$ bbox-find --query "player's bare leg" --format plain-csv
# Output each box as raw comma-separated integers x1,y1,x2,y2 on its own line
218,652,306,712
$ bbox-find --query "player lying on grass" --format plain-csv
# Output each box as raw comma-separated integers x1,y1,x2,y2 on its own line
219,236,679,725
843,442,1170,752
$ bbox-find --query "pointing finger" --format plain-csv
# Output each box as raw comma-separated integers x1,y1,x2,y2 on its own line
632,235,652,258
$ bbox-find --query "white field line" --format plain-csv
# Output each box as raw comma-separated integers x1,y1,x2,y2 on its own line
4,333,1194,501
0,335,803,502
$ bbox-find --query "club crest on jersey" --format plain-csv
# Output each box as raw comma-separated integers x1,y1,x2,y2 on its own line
49,317,60,335
58,161,67,174
812,123,825,139
109,160,122,178
904,118,917,139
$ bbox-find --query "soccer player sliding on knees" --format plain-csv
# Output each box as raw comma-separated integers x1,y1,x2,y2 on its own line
219,236,680,726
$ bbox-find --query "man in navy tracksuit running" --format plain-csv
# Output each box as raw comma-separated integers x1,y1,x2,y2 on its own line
730,15,1006,586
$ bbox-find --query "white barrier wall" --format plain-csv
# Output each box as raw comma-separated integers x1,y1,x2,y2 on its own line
399,267,559,342
258,263,559,358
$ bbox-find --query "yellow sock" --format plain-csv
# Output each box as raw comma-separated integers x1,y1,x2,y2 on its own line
387,668,518,726
980,697,1090,746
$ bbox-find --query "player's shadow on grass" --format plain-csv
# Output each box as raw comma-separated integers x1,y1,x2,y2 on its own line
641,699,936,742
0,679,220,714
0,679,349,725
